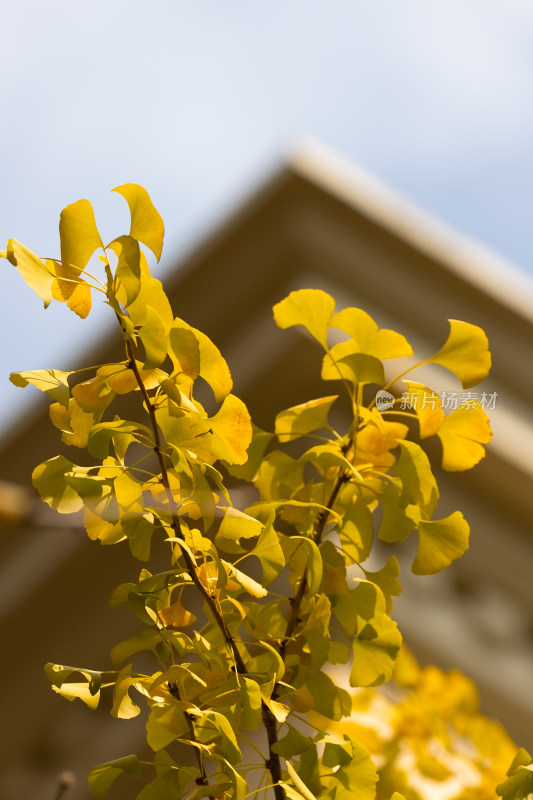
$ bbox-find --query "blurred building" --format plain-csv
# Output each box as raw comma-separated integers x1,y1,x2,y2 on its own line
0,143,532,800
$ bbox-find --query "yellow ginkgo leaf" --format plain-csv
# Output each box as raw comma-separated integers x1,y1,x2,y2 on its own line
275,395,338,442
10,367,72,407
5,239,55,307
273,288,335,347
210,394,252,465
51,258,93,319
355,420,409,467
437,402,492,471
412,511,470,575
427,319,491,389
158,594,197,628
112,183,165,261
331,307,413,358
404,381,445,438
59,199,103,272
170,319,233,402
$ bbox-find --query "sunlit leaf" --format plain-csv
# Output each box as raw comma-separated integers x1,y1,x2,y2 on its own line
218,507,263,543
51,259,92,318
171,319,233,401
108,235,141,307
437,402,492,471
275,395,338,442
248,514,285,585
127,274,174,337
59,199,103,271
223,561,267,598
113,183,164,261
273,288,335,347
321,344,385,386
403,381,445,438
427,319,491,389
139,305,169,368
331,307,412,358
321,738,378,800
286,761,317,800
210,394,252,465
339,500,374,564
10,367,72,407
394,440,439,514
412,511,470,575
32,455,83,513
111,665,141,719
363,555,402,613
5,239,55,307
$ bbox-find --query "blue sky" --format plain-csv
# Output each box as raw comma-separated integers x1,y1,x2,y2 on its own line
1,0,533,421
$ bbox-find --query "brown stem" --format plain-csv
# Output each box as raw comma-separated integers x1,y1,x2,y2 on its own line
168,681,211,794
262,704,285,800
279,474,347,662
125,339,288,796
125,340,246,670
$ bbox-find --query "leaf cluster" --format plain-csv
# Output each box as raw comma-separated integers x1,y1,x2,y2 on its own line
2,186,518,800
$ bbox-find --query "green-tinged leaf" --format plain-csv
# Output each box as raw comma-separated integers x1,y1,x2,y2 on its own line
437,402,492,471
378,482,420,543
218,507,263,543
5,239,55,306
45,663,106,710
60,199,103,271
146,704,189,751
273,288,335,347
111,665,141,719
113,183,164,261
248,515,285,585
88,754,140,798
497,748,533,799
287,535,323,596
171,319,232,401
286,761,317,800
331,307,413,358
200,710,241,763
339,500,374,563
110,629,168,667
272,726,313,757
428,319,491,388
394,439,439,514
10,368,72,407
88,419,150,459
412,511,470,575
136,775,186,800
253,450,305,502
321,738,378,800
334,580,401,687
210,394,252,465
123,515,157,562
32,455,83,514
363,555,402,613
322,343,385,386
275,395,338,442
139,305,168,368
239,677,263,730
303,670,351,721
108,235,141,307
